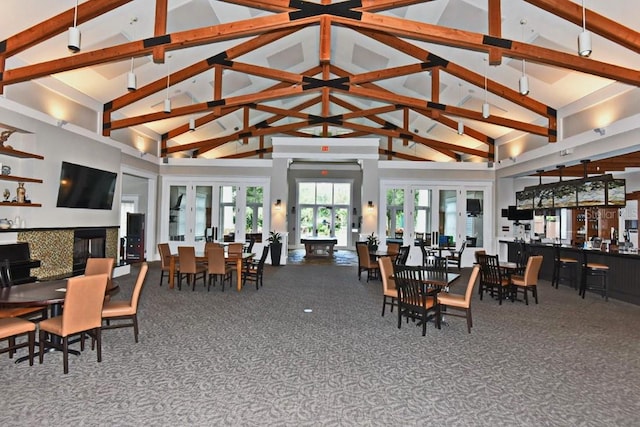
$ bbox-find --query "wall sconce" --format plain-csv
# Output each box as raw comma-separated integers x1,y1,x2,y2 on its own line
275,199,282,210
594,128,606,136
367,201,374,212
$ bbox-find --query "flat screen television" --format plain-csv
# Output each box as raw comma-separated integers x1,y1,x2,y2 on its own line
508,205,533,221
466,198,482,216
56,161,117,210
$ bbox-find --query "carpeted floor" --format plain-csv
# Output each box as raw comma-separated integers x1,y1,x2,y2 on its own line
3,260,640,426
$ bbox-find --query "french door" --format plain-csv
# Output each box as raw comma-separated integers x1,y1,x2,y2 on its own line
162,179,268,252
296,181,351,247
380,181,492,266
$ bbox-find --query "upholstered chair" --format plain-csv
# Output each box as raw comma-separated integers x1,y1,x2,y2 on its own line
102,263,149,343
0,317,36,365
437,265,480,333
378,256,397,317
39,274,109,374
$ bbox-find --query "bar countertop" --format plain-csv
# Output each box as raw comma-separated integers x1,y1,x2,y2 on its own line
500,240,640,305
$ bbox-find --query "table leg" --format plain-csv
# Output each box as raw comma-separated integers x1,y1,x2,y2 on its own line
169,256,175,289
236,258,243,291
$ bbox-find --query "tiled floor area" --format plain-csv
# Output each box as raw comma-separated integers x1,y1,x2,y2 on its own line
286,248,358,266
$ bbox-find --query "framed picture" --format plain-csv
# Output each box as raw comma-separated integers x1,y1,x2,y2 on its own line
516,189,535,210
577,178,606,207
535,186,554,209
553,182,577,208
607,179,626,206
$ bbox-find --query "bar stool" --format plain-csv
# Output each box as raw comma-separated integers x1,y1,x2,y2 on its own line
551,244,578,289
579,251,609,301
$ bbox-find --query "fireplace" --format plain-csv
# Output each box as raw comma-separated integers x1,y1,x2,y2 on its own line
73,228,106,275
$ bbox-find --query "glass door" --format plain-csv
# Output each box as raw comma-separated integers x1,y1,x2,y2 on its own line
219,185,237,242
168,185,187,242
296,181,352,247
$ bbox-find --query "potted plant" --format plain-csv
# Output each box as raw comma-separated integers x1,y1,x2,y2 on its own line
268,231,283,266
366,232,379,252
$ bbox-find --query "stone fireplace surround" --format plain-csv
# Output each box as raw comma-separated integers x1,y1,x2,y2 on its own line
12,226,119,279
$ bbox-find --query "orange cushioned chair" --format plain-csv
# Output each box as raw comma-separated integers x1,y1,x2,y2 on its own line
0,317,36,366
39,273,109,374
510,255,543,305
102,263,149,343
378,256,397,317
437,265,480,333
84,257,115,301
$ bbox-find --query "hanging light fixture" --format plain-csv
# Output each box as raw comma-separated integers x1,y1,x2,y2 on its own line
163,56,171,113
67,0,81,52
189,81,196,131
578,0,592,57
126,18,137,91
482,58,490,119
457,83,464,135
519,20,530,96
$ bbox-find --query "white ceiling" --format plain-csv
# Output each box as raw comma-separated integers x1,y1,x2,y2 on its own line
1,0,639,161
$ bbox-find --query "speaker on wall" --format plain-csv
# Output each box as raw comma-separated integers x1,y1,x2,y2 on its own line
501,208,509,218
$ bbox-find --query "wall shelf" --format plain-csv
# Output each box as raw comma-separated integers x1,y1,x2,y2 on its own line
0,174,43,183
0,202,42,207
0,146,44,160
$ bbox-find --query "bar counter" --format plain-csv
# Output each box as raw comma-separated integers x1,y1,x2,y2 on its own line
501,241,640,305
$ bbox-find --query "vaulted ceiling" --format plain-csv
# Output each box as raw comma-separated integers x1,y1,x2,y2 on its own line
1,0,639,163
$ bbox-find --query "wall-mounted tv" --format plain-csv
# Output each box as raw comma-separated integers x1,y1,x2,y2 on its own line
466,198,482,216
508,205,533,221
56,161,117,210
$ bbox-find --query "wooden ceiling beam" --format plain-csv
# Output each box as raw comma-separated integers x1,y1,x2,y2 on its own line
105,27,305,113
330,65,495,152
152,0,168,63
355,28,551,118
525,0,640,54
2,12,319,86
0,0,132,57
110,86,308,130
487,0,502,65
337,12,640,87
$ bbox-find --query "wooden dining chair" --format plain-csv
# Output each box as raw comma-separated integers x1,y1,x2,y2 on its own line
394,264,440,336
437,265,480,333
242,246,269,290
39,274,109,374
177,246,207,291
0,317,36,365
0,259,48,322
158,243,176,286
226,242,245,271
477,253,511,305
102,263,149,343
206,246,233,291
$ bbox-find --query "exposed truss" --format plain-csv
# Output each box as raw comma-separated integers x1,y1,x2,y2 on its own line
1,0,639,162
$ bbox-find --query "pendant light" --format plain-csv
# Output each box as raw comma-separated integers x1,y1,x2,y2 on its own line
482,58,490,119
67,0,81,52
126,18,137,91
457,83,464,135
518,19,530,96
163,56,171,113
578,0,592,57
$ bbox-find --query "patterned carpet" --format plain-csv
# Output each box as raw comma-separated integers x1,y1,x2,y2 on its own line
3,261,640,426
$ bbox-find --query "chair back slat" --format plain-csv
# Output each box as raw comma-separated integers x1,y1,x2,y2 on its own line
477,253,503,286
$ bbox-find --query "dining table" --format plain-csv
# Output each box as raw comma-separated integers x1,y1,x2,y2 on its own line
168,252,254,291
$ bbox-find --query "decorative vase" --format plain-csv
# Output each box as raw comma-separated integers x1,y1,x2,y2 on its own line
16,182,25,203
270,242,282,266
